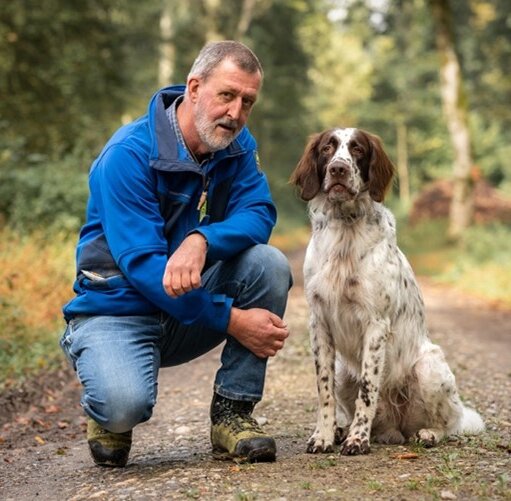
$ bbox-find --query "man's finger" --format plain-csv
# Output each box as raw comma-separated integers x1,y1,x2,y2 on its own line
268,312,286,328
180,271,193,293
190,269,202,289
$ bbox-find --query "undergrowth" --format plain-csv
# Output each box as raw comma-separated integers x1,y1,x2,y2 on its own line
397,218,511,307
0,228,75,389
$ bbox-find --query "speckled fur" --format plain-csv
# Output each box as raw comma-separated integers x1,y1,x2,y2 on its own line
291,128,484,456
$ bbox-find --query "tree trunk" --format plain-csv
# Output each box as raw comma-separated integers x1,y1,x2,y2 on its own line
236,0,258,39
429,0,474,239
202,0,222,41
158,4,174,88
396,121,410,207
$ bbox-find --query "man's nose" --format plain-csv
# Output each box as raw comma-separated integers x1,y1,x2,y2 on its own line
226,97,242,120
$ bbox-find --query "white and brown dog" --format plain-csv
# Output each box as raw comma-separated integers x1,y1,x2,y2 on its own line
290,127,484,456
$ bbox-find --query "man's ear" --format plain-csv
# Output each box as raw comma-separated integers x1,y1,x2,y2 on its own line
187,77,200,103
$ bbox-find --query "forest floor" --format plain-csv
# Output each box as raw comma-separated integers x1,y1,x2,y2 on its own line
0,249,510,500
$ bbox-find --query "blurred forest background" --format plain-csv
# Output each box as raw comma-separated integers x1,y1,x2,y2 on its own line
1,0,510,386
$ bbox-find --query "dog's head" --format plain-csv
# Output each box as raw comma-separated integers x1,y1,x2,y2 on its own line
290,128,395,203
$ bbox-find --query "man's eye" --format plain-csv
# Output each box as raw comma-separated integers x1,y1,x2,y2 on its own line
242,98,254,110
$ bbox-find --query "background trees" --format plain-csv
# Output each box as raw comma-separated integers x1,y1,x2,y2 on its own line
0,0,510,233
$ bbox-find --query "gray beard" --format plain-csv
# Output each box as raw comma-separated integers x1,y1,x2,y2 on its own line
195,112,240,152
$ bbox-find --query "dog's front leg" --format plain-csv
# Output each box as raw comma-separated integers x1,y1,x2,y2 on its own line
307,311,337,453
340,319,388,456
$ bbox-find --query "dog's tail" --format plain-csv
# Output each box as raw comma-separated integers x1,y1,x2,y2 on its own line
458,405,485,435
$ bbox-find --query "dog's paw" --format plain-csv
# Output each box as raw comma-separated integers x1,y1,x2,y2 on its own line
415,429,438,448
306,431,335,454
340,436,370,456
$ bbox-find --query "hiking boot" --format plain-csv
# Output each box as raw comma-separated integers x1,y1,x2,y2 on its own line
210,393,276,463
87,417,132,467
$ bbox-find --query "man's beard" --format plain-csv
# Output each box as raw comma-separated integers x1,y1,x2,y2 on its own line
195,107,240,152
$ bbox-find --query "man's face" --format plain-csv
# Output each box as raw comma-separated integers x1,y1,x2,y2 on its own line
190,59,261,152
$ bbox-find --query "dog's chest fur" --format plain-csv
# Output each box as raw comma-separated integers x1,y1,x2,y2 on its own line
303,197,421,373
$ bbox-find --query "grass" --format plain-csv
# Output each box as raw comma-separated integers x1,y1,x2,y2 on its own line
0,228,75,389
397,218,511,307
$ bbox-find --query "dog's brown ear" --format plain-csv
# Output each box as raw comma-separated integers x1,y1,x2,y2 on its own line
289,133,323,201
366,132,395,202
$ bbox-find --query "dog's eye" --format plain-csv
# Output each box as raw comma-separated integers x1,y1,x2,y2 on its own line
322,144,334,154
351,145,363,155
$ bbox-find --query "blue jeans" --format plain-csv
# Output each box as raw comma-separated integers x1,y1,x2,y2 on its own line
60,244,292,433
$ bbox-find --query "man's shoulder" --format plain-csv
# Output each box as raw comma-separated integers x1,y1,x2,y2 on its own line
99,117,151,162
234,127,257,151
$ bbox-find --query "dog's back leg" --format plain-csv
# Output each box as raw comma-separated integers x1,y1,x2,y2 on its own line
406,342,482,447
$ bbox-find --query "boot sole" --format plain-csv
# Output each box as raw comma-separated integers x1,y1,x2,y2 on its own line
212,446,276,463
247,446,276,463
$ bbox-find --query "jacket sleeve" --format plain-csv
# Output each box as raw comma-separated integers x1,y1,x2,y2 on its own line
193,142,277,262
90,144,233,332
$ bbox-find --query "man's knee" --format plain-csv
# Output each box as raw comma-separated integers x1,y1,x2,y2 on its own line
83,387,155,433
244,244,293,289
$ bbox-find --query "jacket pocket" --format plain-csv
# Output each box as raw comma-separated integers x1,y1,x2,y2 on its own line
78,273,130,291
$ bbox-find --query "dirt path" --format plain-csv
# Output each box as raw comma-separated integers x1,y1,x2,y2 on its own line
1,252,510,500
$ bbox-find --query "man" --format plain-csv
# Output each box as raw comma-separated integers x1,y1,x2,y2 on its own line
61,41,292,467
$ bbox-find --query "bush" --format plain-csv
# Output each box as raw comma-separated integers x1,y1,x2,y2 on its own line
396,217,511,307
0,229,75,387
441,223,511,305
0,153,89,233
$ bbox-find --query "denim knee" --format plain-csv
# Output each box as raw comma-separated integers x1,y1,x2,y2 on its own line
246,244,293,290
83,386,155,433
234,244,293,317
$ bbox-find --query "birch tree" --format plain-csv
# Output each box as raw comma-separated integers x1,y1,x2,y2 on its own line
429,0,474,238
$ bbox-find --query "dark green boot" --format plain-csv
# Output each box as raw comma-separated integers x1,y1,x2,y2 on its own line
210,393,276,463
87,417,132,467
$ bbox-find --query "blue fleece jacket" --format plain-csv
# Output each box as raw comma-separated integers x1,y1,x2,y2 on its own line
63,86,277,332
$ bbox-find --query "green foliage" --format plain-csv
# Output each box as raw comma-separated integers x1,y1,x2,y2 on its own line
0,153,89,233
0,0,160,157
0,324,62,389
397,217,511,306
440,223,511,304
459,222,511,265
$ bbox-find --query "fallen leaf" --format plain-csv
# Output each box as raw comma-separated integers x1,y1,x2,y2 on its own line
34,435,45,445
57,421,69,429
34,418,50,428
393,452,419,460
44,404,61,414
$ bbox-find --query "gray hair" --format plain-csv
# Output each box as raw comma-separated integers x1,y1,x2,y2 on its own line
187,40,263,82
